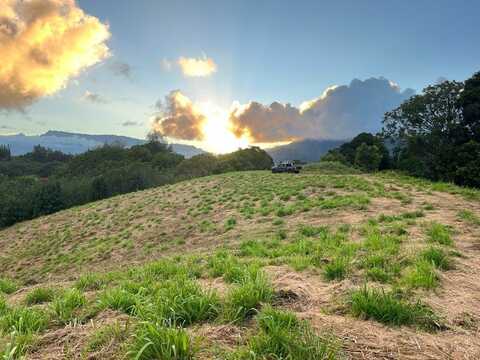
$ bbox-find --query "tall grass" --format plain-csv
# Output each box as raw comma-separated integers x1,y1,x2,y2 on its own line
232,306,340,359
25,287,56,305
350,287,438,330
223,271,274,323
0,307,48,335
0,279,16,295
50,289,86,324
128,322,193,360
426,222,453,246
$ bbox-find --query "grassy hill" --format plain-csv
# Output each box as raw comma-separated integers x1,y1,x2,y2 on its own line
1,163,480,359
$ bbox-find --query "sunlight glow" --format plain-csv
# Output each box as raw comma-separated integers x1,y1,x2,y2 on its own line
197,101,250,154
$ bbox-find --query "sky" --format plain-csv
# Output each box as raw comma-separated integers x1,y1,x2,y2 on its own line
0,0,479,153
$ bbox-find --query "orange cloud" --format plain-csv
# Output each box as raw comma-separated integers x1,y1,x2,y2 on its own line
151,90,207,140
0,0,110,110
178,55,217,77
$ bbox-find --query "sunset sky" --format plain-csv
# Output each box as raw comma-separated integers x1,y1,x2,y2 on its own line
1,0,479,153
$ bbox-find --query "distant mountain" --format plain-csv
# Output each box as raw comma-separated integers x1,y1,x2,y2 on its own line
267,138,346,163
0,131,205,158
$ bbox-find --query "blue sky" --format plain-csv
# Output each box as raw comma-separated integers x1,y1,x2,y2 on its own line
1,0,479,149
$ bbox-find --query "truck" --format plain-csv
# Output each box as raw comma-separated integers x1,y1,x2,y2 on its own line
271,161,301,173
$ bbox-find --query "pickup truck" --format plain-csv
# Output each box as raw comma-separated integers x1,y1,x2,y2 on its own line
271,161,301,173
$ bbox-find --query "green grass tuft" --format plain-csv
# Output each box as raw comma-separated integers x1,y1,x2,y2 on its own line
323,257,349,281
350,287,439,329
25,287,56,305
231,306,340,359
420,247,452,270
426,222,453,246
0,307,48,335
50,288,86,324
0,279,17,295
128,322,193,360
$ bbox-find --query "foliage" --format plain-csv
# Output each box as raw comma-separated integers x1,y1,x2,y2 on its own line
383,73,480,187
321,133,390,171
0,142,272,228
354,143,382,172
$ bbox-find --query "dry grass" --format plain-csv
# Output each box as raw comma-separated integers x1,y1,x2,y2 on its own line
1,169,480,359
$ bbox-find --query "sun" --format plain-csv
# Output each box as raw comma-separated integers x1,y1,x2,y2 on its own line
197,101,250,154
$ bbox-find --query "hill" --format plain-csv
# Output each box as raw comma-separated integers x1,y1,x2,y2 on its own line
0,164,480,359
0,131,205,158
267,139,346,163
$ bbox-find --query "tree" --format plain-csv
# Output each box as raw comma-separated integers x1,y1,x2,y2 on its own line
0,145,11,161
383,80,464,181
354,143,382,172
458,71,480,142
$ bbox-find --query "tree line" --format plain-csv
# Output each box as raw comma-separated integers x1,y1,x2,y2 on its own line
0,140,273,228
322,71,480,188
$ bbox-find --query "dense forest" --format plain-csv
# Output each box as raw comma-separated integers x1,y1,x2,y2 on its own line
322,71,480,187
0,140,273,228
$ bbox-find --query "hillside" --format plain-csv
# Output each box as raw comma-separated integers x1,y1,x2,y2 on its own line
0,131,205,158
1,165,480,359
267,139,346,163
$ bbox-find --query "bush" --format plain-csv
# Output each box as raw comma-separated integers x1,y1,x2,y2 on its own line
354,143,382,172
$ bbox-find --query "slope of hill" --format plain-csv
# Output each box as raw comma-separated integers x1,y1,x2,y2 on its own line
0,131,205,158
267,139,346,163
0,165,480,359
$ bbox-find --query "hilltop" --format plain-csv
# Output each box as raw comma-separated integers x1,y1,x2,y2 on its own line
1,164,480,359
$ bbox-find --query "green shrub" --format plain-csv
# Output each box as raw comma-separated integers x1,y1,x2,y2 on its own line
25,287,56,305
350,287,438,329
128,322,193,360
225,217,237,231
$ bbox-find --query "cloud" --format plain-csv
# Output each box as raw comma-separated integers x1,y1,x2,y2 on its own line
109,61,131,78
229,77,415,142
82,91,108,104
0,0,110,110
178,55,217,77
121,120,142,127
151,90,206,140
